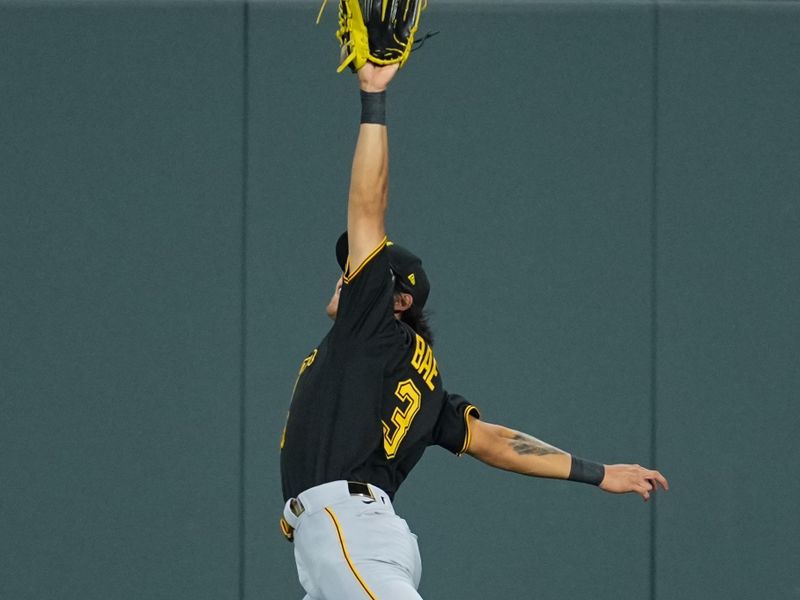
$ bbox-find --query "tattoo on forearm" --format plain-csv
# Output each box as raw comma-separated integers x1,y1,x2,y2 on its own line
508,433,566,457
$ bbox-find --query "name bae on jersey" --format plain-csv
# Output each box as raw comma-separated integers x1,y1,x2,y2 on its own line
410,333,438,391
384,333,438,458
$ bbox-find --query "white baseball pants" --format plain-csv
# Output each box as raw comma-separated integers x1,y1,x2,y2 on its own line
283,481,423,600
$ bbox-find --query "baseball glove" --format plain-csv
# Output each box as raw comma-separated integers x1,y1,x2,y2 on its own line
317,0,428,73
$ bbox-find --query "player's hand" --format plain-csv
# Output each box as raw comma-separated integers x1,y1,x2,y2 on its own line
599,464,669,501
358,62,399,93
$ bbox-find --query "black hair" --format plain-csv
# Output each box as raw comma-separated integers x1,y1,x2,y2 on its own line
395,293,434,347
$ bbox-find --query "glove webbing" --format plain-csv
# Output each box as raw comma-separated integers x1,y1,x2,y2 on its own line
318,0,428,23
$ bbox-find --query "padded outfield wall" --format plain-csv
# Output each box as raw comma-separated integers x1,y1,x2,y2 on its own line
1,1,798,599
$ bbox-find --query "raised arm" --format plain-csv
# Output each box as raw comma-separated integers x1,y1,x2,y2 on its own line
466,417,669,501
345,63,399,272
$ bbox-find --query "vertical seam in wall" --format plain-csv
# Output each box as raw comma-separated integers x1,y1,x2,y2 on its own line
649,2,660,600
238,2,250,600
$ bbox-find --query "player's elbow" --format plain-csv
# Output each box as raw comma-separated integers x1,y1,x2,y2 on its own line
466,420,513,466
349,182,388,215
349,194,387,220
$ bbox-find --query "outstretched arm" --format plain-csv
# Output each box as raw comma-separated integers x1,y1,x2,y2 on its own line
345,63,399,271
466,417,669,501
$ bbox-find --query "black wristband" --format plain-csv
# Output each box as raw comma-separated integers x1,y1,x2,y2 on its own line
360,90,386,125
568,456,605,486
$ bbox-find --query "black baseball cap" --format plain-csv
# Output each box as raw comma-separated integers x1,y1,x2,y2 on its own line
335,232,430,309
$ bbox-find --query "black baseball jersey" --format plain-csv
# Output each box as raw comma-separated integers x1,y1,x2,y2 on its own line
280,238,479,502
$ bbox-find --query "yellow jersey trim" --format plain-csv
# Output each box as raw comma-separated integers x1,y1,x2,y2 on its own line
324,507,378,600
458,405,481,456
343,236,388,284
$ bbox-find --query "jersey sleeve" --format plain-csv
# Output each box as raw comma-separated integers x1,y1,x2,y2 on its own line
432,392,481,456
335,237,395,340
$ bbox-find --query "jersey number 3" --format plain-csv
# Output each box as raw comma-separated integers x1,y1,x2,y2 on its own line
382,379,421,459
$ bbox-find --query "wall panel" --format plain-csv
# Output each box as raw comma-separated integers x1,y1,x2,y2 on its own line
656,4,800,599
0,5,245,599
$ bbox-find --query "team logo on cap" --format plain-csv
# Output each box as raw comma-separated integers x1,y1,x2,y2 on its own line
408,273,416,285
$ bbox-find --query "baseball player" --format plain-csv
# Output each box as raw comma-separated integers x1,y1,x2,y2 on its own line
279,60,669,599
280,3,668,597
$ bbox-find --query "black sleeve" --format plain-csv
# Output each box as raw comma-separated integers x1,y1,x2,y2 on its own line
432,392,481,456
335,237,395,341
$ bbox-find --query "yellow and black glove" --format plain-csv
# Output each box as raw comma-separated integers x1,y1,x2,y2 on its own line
318,0,428,73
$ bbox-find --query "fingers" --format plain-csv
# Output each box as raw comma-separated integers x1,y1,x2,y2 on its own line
634,482,648,501
639,480,653,501
601,463,669,500
643,469,669,493
652,470,670,491
638,468,668,500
